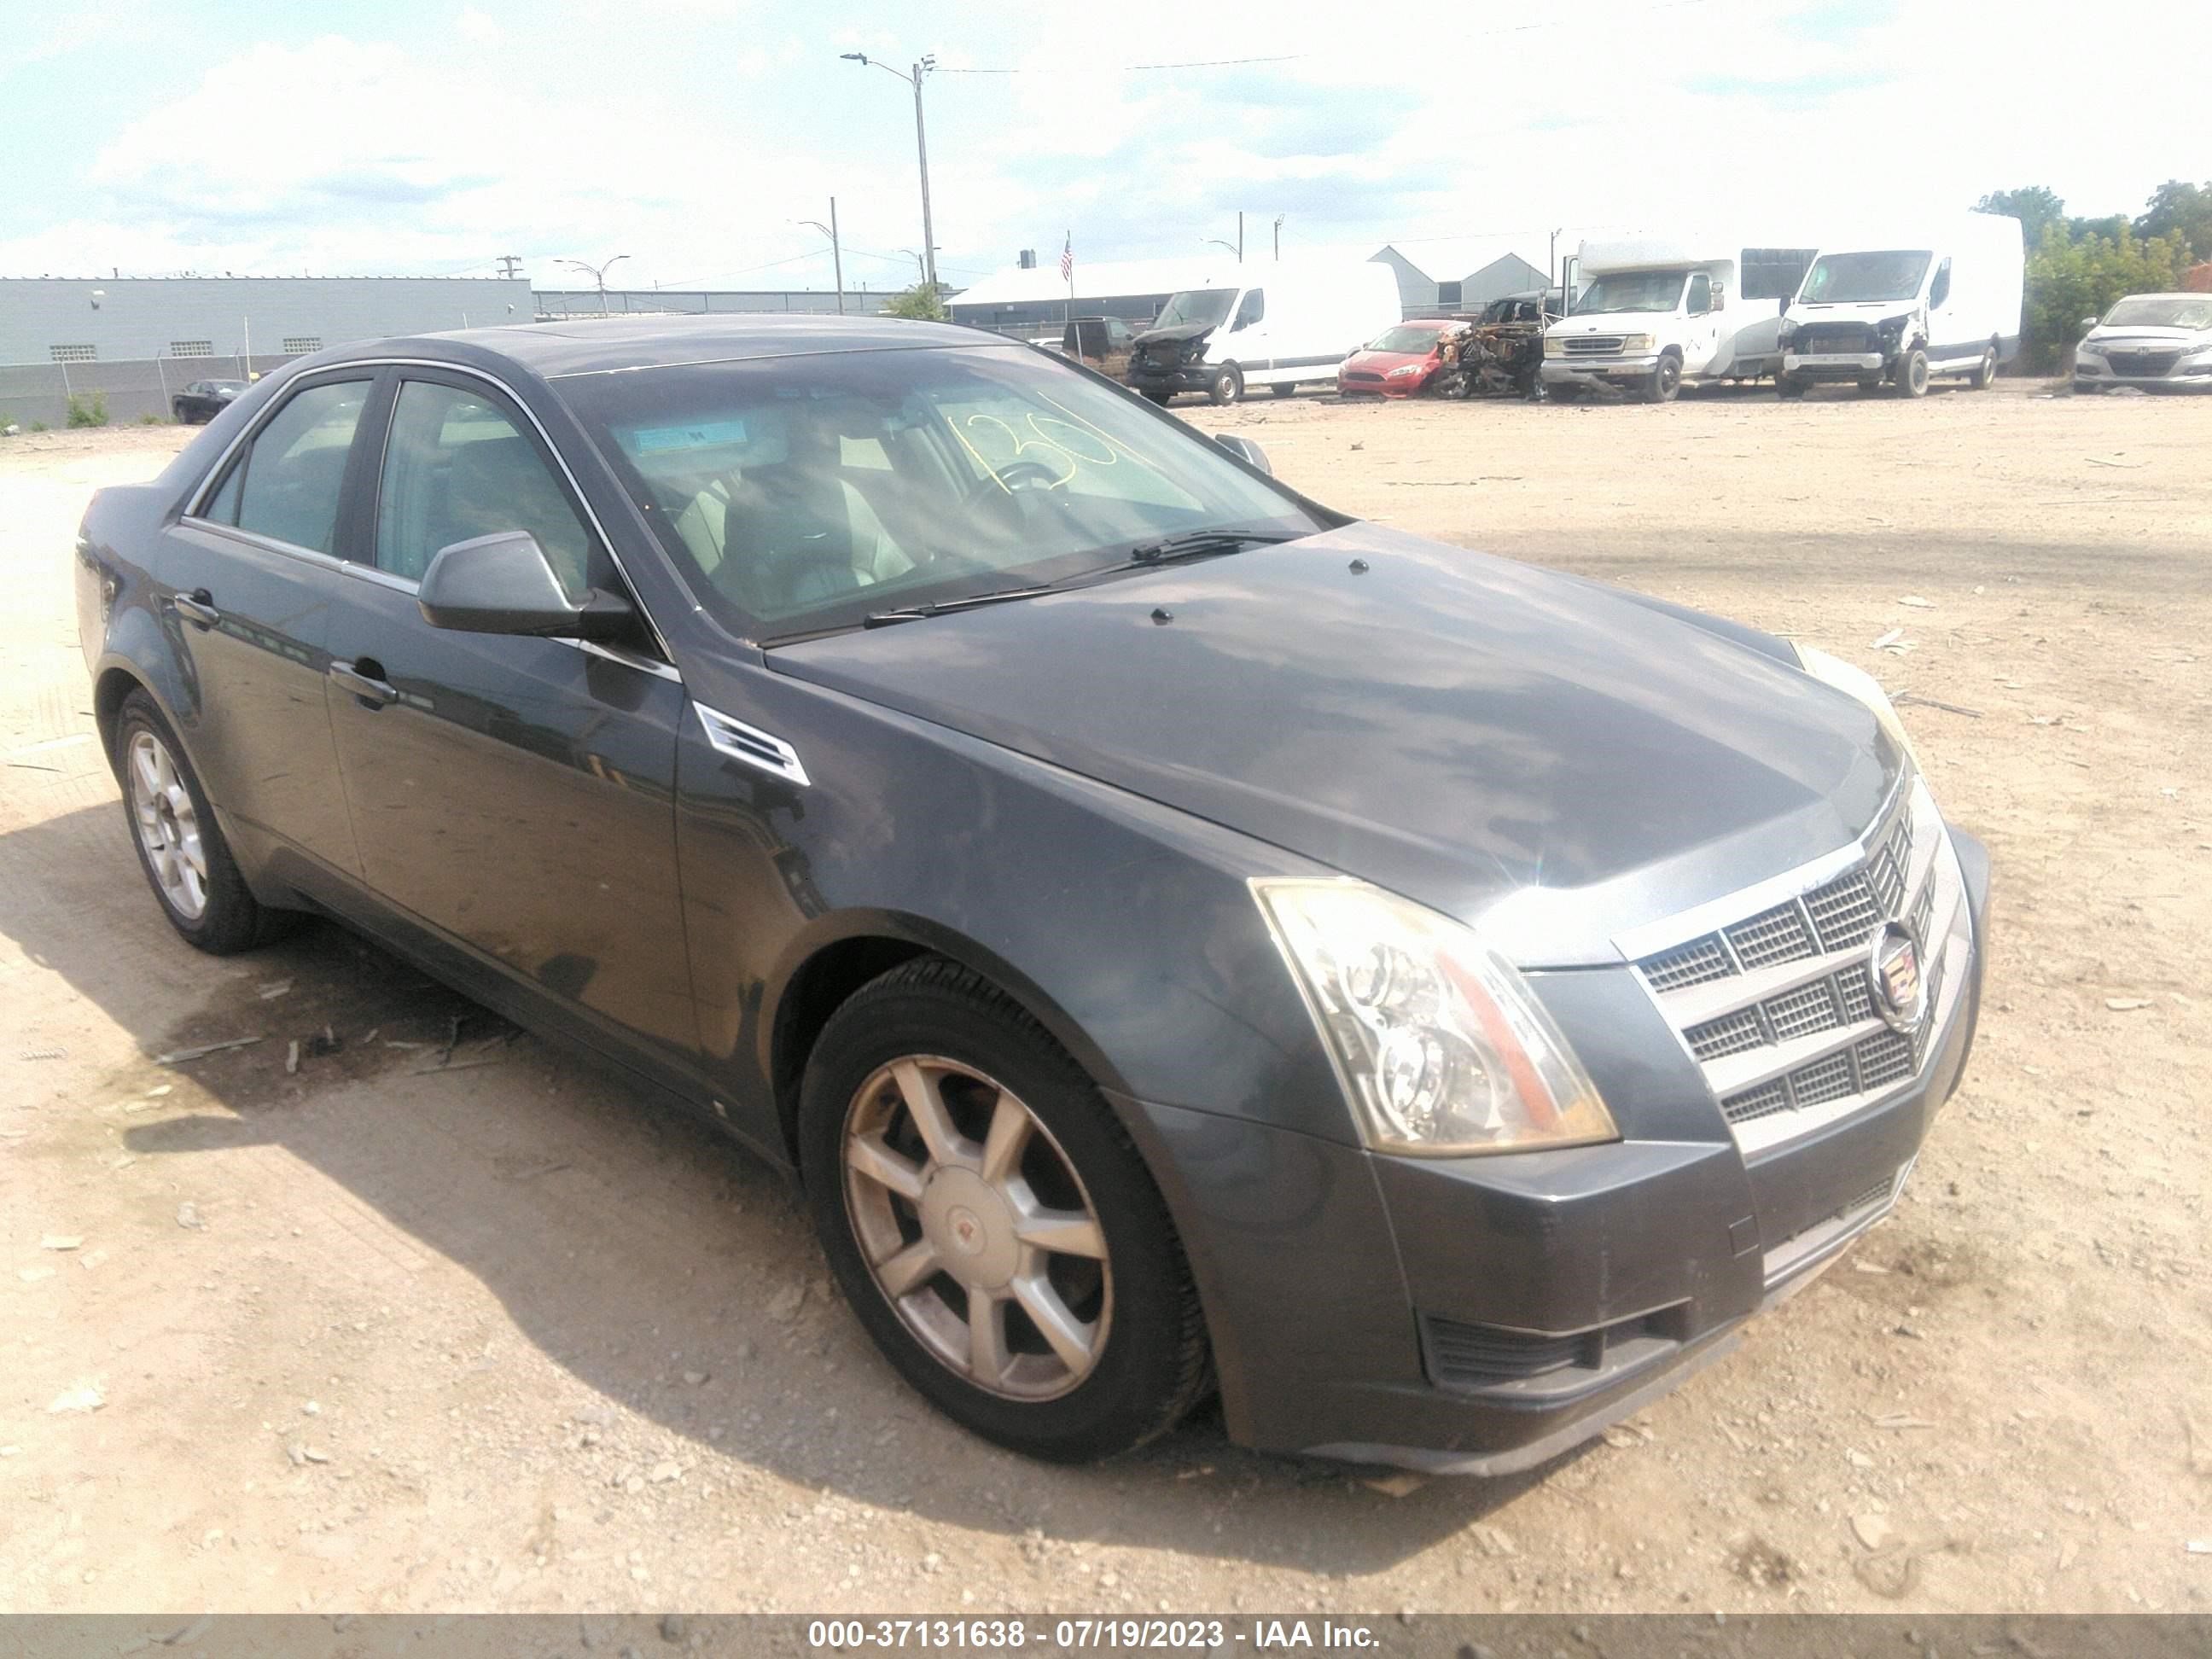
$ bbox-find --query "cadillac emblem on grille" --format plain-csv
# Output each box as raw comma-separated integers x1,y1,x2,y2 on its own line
1869,923,1924,1033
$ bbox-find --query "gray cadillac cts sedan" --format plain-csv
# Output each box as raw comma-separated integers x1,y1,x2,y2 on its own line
75,317,1987,1472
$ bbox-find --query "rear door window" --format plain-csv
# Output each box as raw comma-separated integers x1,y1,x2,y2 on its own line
374,379,598,589
230,380,372,553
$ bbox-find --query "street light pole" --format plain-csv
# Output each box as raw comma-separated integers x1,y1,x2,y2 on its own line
1274,214,1284,261
841,52,939,292
560,254,630,316
795,201,846,313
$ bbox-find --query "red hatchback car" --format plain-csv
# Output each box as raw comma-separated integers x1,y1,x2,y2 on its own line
1336,318,1456,398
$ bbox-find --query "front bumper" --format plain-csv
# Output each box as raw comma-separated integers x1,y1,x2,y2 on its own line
2073,356,2212,388
1541,354,1660,387
1784,350,1887,379
1126,361,1215,394
1125,826,1990,1473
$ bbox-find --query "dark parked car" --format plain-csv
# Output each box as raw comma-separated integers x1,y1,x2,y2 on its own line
75,317,1987,1471
171,379,249,424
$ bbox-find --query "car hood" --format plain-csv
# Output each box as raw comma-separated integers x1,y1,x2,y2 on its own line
1551,310,1674,336
771,523,1900,964
1789,300,1922,326
2085,324,2209,348
1132,322,1217,351
1344,349,1435,373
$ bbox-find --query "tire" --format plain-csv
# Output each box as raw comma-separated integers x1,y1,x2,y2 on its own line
1777,375,1808,399
800,957,1210,1463
1969,346,1998,390
1857,375,1883,394
114,690,295,953
1644,354,1682,403
1899,348,1930,398
1270,381,1298,399
1207,364,1243,406
1142,390,1173,405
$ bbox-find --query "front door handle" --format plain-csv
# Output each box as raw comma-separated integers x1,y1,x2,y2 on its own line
329,660,398,708
173,589,220,629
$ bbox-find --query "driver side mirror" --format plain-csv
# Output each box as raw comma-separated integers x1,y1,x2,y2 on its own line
1214,434,1272,475
417,530,635,641
2080,316,2099,334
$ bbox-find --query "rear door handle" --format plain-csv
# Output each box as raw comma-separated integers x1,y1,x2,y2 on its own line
329,660,398,708
173,590,220,629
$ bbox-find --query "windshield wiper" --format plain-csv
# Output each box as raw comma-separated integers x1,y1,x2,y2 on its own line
861,585,1052,628
1127,529,1301,565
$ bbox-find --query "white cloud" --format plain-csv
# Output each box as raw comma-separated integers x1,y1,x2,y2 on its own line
457,9,505,47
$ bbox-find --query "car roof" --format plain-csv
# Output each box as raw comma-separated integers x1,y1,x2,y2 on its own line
325,313,1006,381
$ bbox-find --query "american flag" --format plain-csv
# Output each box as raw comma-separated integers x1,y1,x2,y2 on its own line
1059,235,1073,283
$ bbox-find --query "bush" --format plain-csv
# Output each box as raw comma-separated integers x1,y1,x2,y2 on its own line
137,410,168,425
65,393,110,428
2023,223,2190,371
30,419,50,432
883,282,950,322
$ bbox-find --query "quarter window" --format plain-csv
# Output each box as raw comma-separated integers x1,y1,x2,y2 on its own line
374,380,597,588
231,380,371,554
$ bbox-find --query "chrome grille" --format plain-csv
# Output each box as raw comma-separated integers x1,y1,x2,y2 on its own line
1726,903,1814,969
1633,779,1961,1153
1563,335,1625,355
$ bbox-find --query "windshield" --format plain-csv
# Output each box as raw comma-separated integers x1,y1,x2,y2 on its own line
1798,250,1933,305
1152,288,1236,330
562,344,1322,640
1366,324,1442,353
1573,271,1686,315
2103,294,2212,329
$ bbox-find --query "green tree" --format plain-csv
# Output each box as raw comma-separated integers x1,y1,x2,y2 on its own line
2134,179,2212,261
1976,186,2067,243
882,282,950,322
2021,223,2190,372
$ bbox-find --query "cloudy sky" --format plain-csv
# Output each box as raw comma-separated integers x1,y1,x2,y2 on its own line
3,0,2201,291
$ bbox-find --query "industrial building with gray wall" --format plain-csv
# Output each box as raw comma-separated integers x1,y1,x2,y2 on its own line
0,276,533,428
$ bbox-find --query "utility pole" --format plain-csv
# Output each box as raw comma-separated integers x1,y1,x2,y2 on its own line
841,52,940,292
1237,211,1244,263
795,202,846,313
1273,214,1284,261
497,254,522,280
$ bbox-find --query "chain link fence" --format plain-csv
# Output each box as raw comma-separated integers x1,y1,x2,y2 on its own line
0,355,294,431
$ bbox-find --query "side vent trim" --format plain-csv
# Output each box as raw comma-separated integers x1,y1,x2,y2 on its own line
692,701,810,788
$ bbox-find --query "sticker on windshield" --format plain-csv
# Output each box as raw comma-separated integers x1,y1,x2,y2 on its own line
626,419,749,453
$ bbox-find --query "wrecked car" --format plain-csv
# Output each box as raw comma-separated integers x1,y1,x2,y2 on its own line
1336,318,1462,399
1125,260,1402,405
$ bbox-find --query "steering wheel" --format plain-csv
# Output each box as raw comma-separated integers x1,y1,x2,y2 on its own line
959,459,1066,517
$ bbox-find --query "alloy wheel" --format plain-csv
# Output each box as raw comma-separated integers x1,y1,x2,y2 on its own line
126,729,208,919
841,1055,1112,1401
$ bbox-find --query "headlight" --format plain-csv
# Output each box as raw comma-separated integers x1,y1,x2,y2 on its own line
1253,879,1618,1158
1387,363,1424,377
1794,643,1920,769
1544,335,1566,357
1619,333,1654,353
2075,340,2105,358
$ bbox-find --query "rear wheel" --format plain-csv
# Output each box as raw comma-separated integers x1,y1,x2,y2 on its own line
115,690,294,953
1899,347,1930,398
1270,381,1298,398
1207,364,1243,406
800,958,1209,1462
1969,346,1998,389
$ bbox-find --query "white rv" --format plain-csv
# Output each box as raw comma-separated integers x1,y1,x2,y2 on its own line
1540,236,1819,402
1125,258,1405,405
1778,213,2024,397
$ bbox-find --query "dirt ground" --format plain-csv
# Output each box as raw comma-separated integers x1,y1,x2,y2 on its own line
3,379,2208,1618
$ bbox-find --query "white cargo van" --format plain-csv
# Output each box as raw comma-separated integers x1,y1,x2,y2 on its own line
1540,236,1818,402
1778,213,2023,397
1126,258,1405,405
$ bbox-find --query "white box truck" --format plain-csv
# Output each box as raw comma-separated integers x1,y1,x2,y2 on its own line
1126,258,1406,405
1540,236,1819,402
1777,213,2024,397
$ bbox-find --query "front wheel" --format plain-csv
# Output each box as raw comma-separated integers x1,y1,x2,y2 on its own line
1898,347,1930,398
1207,364,1243,405
1969,346,1998,389
1777,375,1808,399
1141,389,1173,405
1644,355,1682,403
115,690,295,953
800,958,1210,1462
